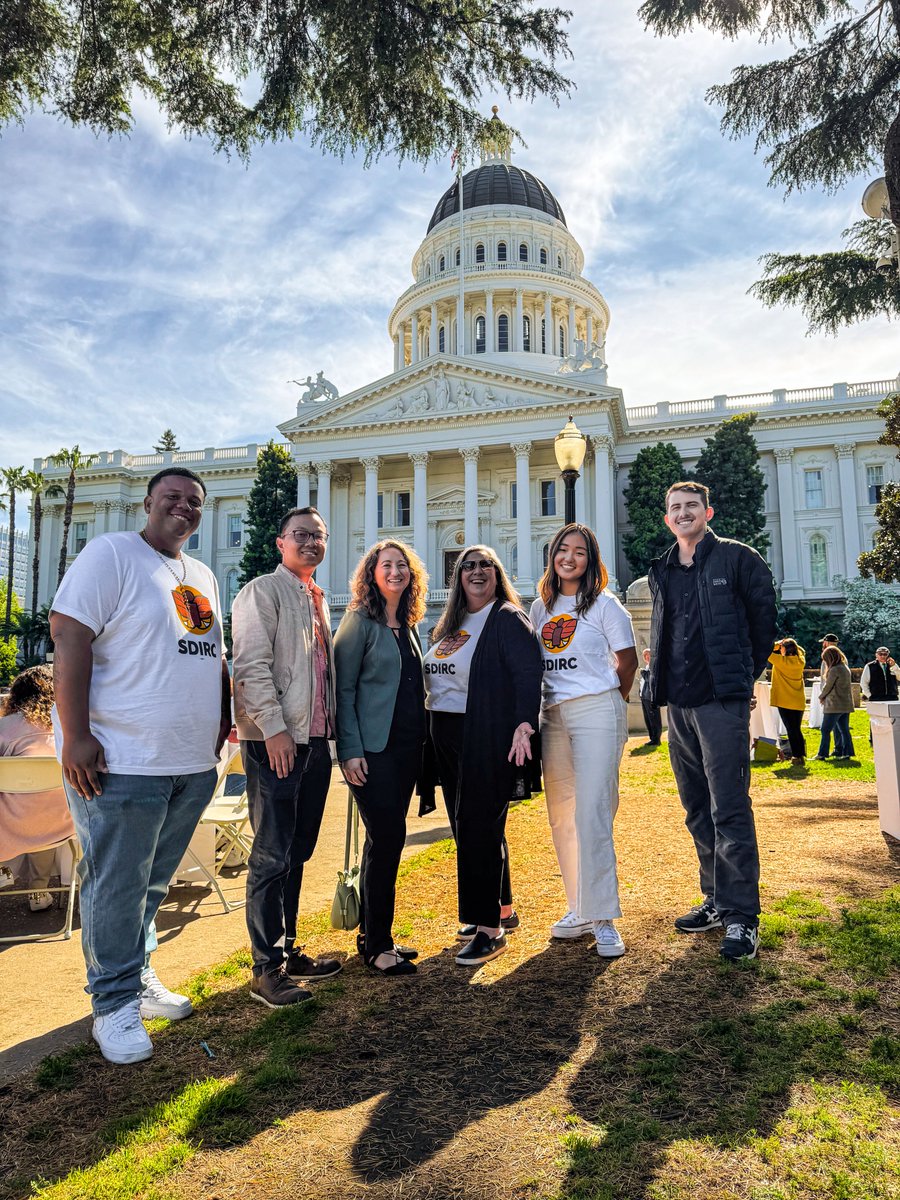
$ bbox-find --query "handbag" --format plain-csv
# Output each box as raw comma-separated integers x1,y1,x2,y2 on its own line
330,789,362,930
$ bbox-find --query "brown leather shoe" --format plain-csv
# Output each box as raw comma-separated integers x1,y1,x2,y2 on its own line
285,950,342,980
250,967,312,1008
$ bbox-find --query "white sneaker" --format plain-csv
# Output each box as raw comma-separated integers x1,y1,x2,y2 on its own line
93,1000,153,1064
28,891,54,912
594,920,626,958
550,910,594,939
139,967,193,1020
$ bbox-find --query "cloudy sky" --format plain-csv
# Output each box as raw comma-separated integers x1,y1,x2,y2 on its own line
1,0,896,470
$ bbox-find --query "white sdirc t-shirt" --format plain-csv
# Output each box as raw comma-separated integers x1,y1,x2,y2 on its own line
529,591,635,707
51,532,224,775
423,601,495,713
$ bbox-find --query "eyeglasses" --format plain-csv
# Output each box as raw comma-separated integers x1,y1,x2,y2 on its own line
460,559,496,572
284,530,329,545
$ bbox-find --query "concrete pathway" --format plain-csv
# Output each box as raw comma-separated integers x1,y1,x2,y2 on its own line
0,769,451,1078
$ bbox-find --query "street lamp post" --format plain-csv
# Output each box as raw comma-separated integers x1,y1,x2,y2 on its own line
554,416,587,525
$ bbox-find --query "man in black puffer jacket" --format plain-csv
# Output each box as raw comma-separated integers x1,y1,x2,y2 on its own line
648,481,776,962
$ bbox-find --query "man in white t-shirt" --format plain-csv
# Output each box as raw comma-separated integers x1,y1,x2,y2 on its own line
50,468,231,1065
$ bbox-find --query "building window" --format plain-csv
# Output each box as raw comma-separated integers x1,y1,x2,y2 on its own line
497,241,507,261
809,534,828,587
227,514,242,548
439,324,445,353
73,521,88,554
540,247,548,265
519,243,528,262
475,315,486,354
426,264,431,278
867,464,884,504
396,491,411,526
225,569,239,611
475,243,485,264
542,541,550,570
439,254,445,272
497,313,509,352
541,480,557,517
510,481,517,519
541,318,546,353
522,315,531,351
557,253,563,269
804,469,824,509
558,325,565,356
455,247,460,266
377,493,384,528
186,532,200,552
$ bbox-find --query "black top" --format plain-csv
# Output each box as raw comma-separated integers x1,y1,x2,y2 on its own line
662,556,714,707
387,626,426,747
427,164,567,232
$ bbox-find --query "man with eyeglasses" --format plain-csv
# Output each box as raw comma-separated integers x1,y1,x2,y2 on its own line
231,507,340,1007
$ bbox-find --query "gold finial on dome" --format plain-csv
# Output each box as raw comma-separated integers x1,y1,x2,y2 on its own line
479,107,512,164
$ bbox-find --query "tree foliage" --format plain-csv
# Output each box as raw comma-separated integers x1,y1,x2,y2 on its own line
1,1,572,163
837,575,900,666
0,464,26,629
153,429,179,452
0,578,21,685
695,412,770,554
48,445,97,589
239,441,297,586
859,391,900,583
777,601,835,669
623,441,685,577
638,0,900,331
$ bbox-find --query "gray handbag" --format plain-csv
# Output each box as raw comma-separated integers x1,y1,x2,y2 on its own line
330,789,361,930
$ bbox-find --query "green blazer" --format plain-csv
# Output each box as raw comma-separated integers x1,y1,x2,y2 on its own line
333,608,424,761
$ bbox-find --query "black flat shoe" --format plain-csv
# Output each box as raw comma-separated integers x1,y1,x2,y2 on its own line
366,952,418,977
356,933,418,960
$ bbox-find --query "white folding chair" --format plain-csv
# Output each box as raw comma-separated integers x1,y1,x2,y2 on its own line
0,756,81,944
178,744,249,912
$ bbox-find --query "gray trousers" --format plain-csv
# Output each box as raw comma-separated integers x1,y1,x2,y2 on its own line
666,699,760,927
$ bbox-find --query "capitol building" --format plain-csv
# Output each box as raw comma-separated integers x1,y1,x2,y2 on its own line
28,127,899,621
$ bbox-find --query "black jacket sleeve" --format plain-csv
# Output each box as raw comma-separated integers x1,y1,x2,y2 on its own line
737,546,777,680
497,605,542,731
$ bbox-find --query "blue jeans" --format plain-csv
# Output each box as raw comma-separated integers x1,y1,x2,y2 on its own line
65,770,217,1015
818,712,853,758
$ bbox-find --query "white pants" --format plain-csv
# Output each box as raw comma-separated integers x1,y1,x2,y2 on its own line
540,690,628,921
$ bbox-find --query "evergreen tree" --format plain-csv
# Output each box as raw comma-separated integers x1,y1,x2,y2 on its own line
638,0,900,331
153,429,179,452
695,413,770,555
2,3,571,164
623,442,685,577
859,391,900,583
0,579,21,685
239,442,297,586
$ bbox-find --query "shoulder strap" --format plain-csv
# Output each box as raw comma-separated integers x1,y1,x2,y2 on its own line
344,787,359,870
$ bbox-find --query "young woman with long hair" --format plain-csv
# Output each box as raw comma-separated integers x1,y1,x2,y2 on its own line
769,638,807,764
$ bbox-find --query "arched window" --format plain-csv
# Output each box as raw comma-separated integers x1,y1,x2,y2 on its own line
541,318,546,353
519,242,528,262
542,542,550,570
557,253,563,269
455,247,460,266
522,315,531,351
540,247,548,265
497,241,507,261
439,254,445,272
225,569,240,612
426,264,431,278
497,313,509,352
476,243,485,264
438,324,445,353
809,534,829,588
558,325,565,356
475,315,486,354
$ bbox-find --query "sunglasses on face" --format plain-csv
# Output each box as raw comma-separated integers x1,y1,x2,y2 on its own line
460,559,496,572
284,530,329,545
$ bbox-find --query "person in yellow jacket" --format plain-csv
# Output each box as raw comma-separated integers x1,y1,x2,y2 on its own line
769,639,807,764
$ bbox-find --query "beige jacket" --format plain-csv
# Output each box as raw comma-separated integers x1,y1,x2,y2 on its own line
231,564,335,743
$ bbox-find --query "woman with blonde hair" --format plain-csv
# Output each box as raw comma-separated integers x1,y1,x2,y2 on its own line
424,545,542,966
769,638,807,764
334,540,430,976
0,665,74,911
530,523,637,958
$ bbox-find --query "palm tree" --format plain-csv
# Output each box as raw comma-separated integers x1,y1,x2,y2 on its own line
50,446,97,589
0,466,26,629
21,469,63,618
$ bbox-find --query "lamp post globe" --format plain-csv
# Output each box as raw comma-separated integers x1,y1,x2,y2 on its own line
554,416,587,525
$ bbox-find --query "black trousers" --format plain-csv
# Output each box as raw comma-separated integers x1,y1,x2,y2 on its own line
243,737,332,974
641,695,662,744
349,735,420,960
430,710,512,927
777,707,806,758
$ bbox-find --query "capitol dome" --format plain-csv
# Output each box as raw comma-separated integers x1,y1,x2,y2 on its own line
427,163,567,233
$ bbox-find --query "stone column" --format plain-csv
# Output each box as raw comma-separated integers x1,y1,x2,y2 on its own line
40,505,64,601
314,462,333,592
774,449,802,599
836,443,861,578
568,299,576,353
361,456,381,549
456,295,465,355
410,452,430,563
92,502,110,537
295,461,311,507
461,447,480,546
485,291,494,353
430,302,438,356
331,473,351,595
544,294,553,353
593,436,617,585
512,442,533,590
586,312,593,349
514,290,523,352
410,312,419,365
393,334,400,372
199,496,218,573
575,472,585,522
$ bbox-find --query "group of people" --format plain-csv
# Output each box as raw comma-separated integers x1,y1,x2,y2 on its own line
40,468,779,1068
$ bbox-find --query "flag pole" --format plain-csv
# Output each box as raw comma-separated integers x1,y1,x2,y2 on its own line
457,125,465,356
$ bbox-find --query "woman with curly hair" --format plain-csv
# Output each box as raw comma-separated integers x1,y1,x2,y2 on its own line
0,665,74,911
334,540,429,976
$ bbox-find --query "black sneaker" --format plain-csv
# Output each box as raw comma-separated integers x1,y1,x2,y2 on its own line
501,911,520,932
250,967,313,1008
719,923,759,961
285,950,342,980
355,933,418,960
455,930,507,966
456,923,477,941
674,901,722,933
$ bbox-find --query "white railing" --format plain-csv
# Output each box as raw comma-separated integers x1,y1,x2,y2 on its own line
626,377,898,425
